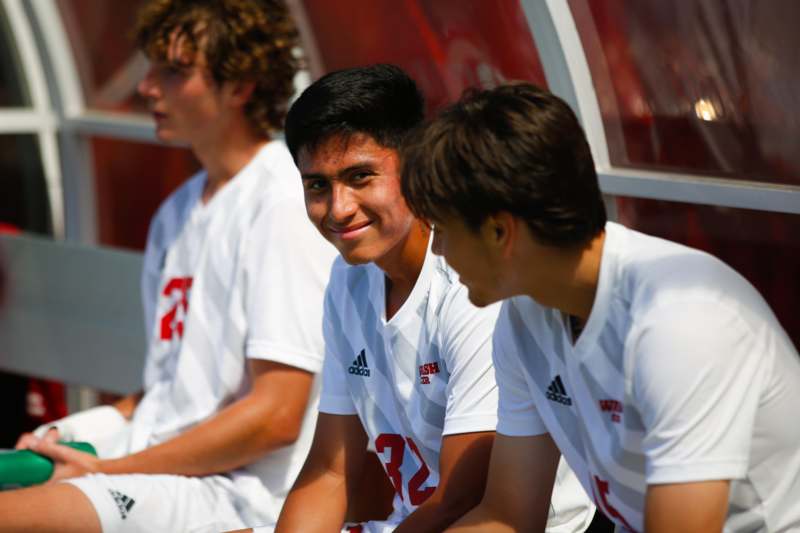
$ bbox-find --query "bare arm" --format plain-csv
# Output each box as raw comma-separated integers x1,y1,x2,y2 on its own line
275,413,369,533
645,481,729,533
393,431,494,532
37,359,314,480
448,433,560,532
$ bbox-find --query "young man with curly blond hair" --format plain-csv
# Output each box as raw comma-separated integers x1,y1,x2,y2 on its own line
1,1,336,531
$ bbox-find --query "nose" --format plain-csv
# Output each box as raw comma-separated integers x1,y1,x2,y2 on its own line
329,183,357,222
137,64,160,99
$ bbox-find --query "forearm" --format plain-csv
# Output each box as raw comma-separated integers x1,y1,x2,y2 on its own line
276,467,349,533
395,431,494,533
447,503,518,532
101,392,296,477
394,497,475,533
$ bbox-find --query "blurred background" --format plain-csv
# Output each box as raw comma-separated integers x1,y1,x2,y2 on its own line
1,0,798,445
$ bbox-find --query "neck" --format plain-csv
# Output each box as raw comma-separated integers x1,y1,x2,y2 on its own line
192,122,267,203
377,222,430,319
520,231,605,322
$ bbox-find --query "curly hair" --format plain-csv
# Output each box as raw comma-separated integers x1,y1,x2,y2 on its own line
135,0,300,138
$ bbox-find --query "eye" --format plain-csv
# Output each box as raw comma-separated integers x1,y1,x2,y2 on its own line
348,170,374,185
303,178,329,193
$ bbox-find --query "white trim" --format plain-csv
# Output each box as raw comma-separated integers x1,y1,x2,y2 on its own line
599,168,800,215
4,0,65,238
38,131,65,238
58,133,98,244
0,109,55,131
65,111,160,143
519,0,610,169
3,0,49,111
26,0,85,117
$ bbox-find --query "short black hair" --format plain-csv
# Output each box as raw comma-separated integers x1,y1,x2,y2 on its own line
285,64,425,161
401,82,606,246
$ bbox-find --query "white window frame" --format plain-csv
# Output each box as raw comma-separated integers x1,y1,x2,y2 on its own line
520,0,800,216
2,0,64,237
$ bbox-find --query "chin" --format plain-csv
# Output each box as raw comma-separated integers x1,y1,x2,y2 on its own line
466,288,499,308
336,244,376,266
154,129,174,142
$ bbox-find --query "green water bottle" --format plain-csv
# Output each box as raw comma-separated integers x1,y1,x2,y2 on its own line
0,441,97,490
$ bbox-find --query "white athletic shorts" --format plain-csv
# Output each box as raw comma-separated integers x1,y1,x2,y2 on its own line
65,473,246,533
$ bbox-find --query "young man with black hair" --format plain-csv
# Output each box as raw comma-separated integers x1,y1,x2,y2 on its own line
400,82,800,532
265,65,594,533
1,1,336,531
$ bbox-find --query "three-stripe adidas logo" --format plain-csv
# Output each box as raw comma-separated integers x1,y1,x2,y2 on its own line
108,489,135,519
348,349,370,377
546,375,572,406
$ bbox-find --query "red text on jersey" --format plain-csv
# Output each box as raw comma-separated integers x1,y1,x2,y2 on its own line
160,277,193,340
599,399,623,423
419,362,440,385
375,433,435,506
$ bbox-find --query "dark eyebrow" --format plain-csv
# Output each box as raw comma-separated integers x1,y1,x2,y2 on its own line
300,163,375,182
301,172,326,181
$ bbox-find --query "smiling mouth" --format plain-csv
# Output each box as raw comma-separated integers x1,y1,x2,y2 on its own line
328,221,372,240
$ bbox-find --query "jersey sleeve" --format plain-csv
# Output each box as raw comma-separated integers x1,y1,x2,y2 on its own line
492,304,549,437
318,284,358,415
631,301,768,485
244,194,336,373
438,285,500,436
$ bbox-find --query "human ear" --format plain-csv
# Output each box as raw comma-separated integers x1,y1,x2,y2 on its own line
484,212,517,259
227,80,256,107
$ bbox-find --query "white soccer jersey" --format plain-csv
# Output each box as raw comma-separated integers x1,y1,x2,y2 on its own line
130,140,338,525
319,246,594,532
494,221,800,532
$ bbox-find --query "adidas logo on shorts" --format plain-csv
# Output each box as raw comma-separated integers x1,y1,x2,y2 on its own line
108,489,135,519
546,375,572,406
348,349,370,377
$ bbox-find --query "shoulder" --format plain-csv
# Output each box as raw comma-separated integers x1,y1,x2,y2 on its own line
431,256,503,343
428,255,470,315
251,140,301,197
152,171,204,223
146,171,205,250
610,223,772,327
325,255,371,304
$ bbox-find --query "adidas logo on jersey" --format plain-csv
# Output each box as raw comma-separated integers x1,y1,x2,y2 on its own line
348,349,370,377
546,375,572,406
108,489,135,519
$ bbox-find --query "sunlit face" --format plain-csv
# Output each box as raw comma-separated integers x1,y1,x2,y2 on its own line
298,133,416,265
137,32,231,145
431,216,506,307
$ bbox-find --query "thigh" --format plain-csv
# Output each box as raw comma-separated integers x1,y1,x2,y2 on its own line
0,482,101,533
66,473,245,533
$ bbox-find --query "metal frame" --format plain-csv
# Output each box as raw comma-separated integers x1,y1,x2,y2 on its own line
520,0,800,215
3,0,65,237
24,0,103,243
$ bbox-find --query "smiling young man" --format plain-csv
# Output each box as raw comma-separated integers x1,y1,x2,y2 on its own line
266,65,594,533
400,82,800,532
1,1,337,532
